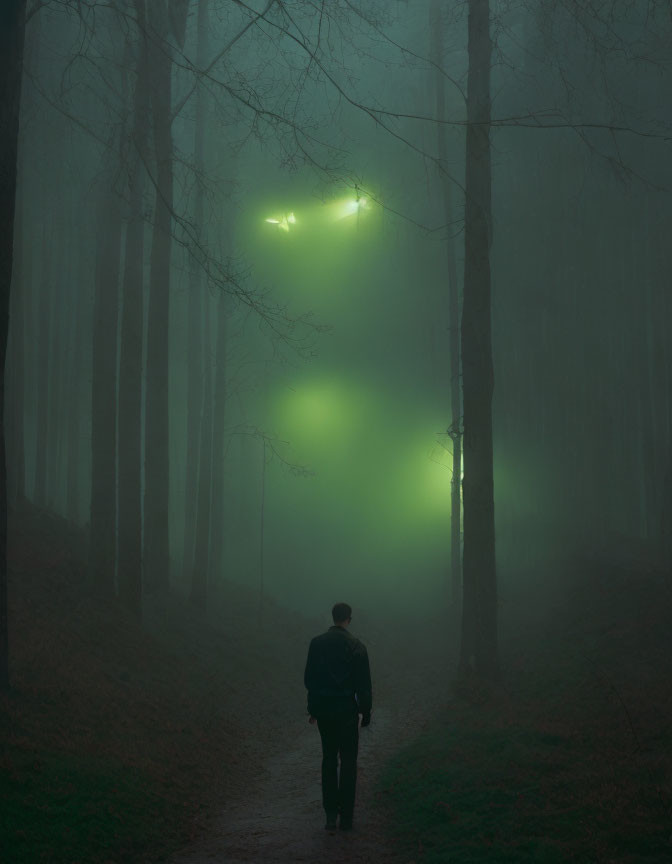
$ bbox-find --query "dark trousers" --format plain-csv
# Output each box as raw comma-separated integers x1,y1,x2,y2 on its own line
317,713,359,821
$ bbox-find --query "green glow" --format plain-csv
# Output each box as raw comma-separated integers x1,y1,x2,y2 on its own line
273,379,359,454
265,212,297,231
259,189,376,243
331,195,371,221
367,433,463,545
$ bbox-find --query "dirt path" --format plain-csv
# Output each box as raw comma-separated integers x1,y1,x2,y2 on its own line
169,692,425,863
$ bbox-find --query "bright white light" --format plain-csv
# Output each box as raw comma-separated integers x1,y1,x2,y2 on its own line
336,196,369,220
265,213,296,231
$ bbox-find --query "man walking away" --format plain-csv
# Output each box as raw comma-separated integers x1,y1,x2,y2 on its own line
304,602,372,831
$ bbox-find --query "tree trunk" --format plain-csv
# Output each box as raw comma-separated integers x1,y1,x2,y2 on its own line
661,450,672,577
7,167,26,507
0,0,28,689
118,3,150,619
65,237,85,522
459,0,498,681
47,239,65,511
188,0,213,608
183,270,203,581
183,0,209,582
190,300,213,608
430,0,462,613
34,224,50,507
143,12,174,593
209,292,227,585
258,440,266,628
90,183,121,594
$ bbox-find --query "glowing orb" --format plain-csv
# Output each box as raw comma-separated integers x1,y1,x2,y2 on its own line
331,195,370,221
264,212,297,232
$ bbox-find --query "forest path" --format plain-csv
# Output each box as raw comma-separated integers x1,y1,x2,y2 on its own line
168,636,447,864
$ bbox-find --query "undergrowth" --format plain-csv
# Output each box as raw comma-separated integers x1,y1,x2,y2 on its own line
380,564,672,863
1,748,173,863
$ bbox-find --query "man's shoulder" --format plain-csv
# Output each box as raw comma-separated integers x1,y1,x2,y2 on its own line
310,628,366,649
338,629,368,654
350,634,368,654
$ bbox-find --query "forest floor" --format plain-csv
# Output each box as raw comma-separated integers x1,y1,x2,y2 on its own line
0,503,330,862
381,559,672,863
2,505,671,863
166,618,450,864
0,503,450,863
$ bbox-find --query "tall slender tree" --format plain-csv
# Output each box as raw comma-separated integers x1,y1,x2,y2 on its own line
0,0,28,689
33,225,50,507
7,176,26,506
143,9,174,594
144,1,189,593
47,238,65,509
183,0,209,584
118,0,150,619
66,236,85,522
189,0,213,608
209,286,229,585
431,0,462,614
459,0,499,680
90,176,122,593
191,299,213,608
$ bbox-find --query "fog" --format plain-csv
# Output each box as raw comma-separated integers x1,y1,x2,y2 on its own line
3,0,672,860
10,1,670,626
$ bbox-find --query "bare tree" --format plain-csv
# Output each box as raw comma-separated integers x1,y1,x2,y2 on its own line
183,0,209,587
7,180,26,507
430,0,463,614
190,298,213,608
90,175,122,595
459,0,498,681
143,1,189,594
33,224,50,507
189,0,213,608
0,0,28,688
117,0,150,619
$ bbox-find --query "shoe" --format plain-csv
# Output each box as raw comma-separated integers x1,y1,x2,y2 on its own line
325,812,338,830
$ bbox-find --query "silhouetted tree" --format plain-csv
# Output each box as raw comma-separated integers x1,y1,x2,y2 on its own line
430,0,462,614
7,183,26,506
191,299,213,608
189,0,212,608
65,240,85,522
0,0,28,688
118,0,150,619
90,178,122,594
209,284,229,586
459,0,498,681
33,224,50,507
46,239,65,508
183,0,208,586
144,0,189,593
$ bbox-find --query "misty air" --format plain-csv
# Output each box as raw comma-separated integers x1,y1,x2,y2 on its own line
1,1,671,862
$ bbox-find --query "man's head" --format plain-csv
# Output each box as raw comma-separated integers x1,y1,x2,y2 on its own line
332,602,352,627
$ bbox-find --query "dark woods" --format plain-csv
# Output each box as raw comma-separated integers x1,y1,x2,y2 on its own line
2,2,672,861
1,0,671,726
0,0,27,689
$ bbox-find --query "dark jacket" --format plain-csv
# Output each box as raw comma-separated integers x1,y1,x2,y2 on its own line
304,626,372,719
